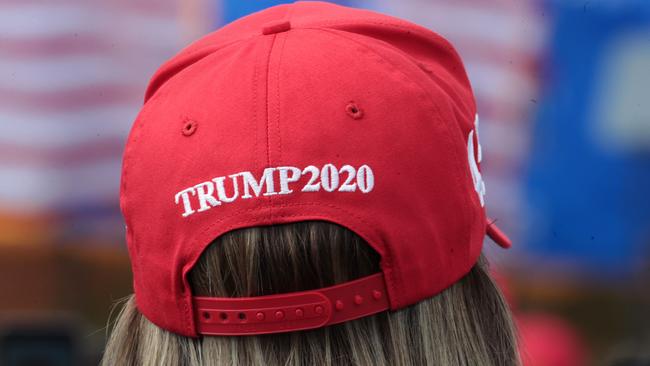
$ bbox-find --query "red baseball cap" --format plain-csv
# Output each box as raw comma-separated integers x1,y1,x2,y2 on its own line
120,0,511,337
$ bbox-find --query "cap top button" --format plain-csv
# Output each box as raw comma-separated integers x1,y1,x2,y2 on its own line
262,20,291,35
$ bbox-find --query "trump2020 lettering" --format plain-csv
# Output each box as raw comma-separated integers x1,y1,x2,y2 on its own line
174,164,375,217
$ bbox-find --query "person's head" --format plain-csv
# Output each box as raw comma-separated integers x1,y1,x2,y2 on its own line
104,2,518,365
103,221,518,366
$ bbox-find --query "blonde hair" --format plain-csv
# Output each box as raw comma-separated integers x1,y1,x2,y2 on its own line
102,221,520,366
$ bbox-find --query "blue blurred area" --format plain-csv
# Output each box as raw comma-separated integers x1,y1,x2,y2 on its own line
222,0,355,24
526,0,650,275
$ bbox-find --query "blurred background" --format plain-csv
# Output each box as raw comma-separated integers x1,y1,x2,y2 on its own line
0,0,648,365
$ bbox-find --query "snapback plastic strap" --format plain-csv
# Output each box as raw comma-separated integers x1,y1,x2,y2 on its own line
193,272,389,336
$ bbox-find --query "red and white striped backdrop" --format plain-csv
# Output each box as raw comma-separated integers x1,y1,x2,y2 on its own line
0,0,210,244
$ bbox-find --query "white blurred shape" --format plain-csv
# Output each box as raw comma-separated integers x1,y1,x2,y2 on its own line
593,29,650,152
0,106,134,148
0,159,121,214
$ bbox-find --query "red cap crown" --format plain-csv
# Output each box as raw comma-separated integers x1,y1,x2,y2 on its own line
120,1,510,337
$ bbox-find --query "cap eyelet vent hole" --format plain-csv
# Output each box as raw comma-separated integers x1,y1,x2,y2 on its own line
238,312,246,321
219,312,228,321
182,120,198,136
345,102,363,119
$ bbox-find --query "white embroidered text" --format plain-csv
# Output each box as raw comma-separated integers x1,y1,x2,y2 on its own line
467,114,486,206
174,164,375,217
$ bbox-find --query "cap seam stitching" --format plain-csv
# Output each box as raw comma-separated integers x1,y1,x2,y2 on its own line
264,35,276,169
264,34,277,228
275,33,288,166
252,38,260,173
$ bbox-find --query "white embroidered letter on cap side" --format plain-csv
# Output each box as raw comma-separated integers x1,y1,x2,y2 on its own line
175,187,197,217
467,114,486,206
213,175,239,203
277,166,302,194
240,168,278,198
194,181,221,212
